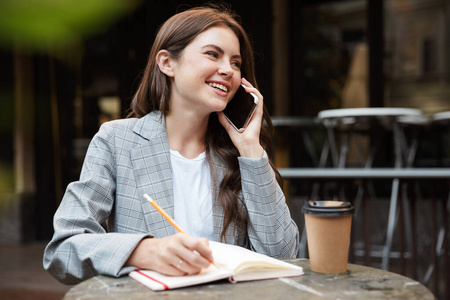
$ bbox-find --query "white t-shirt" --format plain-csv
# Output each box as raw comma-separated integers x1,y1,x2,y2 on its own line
170,149,213,240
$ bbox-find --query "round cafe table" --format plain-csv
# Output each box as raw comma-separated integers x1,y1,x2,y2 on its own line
317,107,423,169
63,259,434,300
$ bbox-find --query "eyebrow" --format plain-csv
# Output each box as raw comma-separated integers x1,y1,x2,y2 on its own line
202,44,242,60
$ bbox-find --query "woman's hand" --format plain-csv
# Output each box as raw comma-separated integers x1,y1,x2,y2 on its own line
217,78,264,158
125,233,213,276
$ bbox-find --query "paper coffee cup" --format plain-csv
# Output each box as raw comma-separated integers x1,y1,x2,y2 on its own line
302,200,354,274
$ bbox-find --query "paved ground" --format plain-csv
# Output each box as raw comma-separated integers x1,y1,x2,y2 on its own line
0,243,70,300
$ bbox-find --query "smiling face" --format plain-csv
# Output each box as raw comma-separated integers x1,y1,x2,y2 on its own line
168,26,242,117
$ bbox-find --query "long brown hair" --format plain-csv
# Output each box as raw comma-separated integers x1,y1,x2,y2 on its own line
129,5,282,241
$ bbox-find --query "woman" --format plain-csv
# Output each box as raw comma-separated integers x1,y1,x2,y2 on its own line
43,5,299,284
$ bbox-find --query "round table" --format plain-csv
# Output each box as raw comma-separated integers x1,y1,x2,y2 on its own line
432,111,450,123
63,259,434,300
318,107,423,121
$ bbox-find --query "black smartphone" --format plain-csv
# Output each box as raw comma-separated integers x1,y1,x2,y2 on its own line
223,84,258,132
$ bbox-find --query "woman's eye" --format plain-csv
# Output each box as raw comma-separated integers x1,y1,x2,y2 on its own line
206,51,218,58
232,61,242,69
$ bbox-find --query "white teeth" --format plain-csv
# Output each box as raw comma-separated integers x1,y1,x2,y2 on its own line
208,82,228,93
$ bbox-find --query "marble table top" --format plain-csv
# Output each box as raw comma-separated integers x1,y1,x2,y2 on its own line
63,259,435,300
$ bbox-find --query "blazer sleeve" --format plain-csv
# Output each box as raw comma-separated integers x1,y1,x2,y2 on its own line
43,123,149,285
238,151,299,258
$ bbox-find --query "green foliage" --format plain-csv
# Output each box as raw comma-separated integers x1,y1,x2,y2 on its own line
0,0,141,52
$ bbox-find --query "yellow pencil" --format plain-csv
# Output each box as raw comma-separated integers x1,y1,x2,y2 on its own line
143,193,217,266
143,193,186,233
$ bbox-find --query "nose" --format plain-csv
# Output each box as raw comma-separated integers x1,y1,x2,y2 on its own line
218,62,234,78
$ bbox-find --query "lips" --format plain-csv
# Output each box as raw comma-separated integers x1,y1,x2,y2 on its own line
208,82,229,93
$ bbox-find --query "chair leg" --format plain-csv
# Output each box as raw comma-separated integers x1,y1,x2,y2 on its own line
401,180,414,277
363,180,371,266
442,182,449,300
382,178,400,270
408,180,418,280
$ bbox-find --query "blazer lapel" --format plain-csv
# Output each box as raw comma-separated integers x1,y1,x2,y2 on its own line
130,112,176,237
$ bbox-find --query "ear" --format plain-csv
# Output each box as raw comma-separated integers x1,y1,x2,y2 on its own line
156,50,175,77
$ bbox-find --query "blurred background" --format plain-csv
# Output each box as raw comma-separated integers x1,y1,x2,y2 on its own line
0,0,449,299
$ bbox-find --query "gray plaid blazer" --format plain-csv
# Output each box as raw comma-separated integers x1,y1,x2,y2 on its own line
43,111,299,284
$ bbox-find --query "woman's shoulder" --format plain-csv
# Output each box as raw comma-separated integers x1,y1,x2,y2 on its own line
96,117,139,139
96,111,164,141
100,117,139,131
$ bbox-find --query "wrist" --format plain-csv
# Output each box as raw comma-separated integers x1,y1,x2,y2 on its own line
238,145,264,158
126,238,158,269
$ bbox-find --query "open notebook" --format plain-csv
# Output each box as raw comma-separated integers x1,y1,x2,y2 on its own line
129,241,303,291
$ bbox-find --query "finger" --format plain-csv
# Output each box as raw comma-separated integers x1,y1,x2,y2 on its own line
158,239,202,275
167,234,212,270
192,238,213,260
181,237,213,266
173,257,202,275
241,77,253,88
241,78,263,100
168,267,186,276
158,262,187,276
240,78,263,117
177,248,211,270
